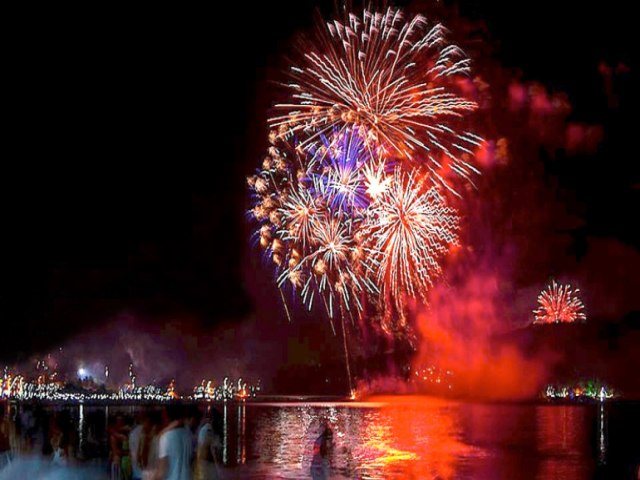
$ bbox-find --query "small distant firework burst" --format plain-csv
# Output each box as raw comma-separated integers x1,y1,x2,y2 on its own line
249,6,481,331
533,280,586,324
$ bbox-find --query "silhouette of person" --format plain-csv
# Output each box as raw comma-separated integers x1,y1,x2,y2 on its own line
310,421,333,480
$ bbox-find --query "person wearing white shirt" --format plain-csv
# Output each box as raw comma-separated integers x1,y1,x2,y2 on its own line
129,413,144,480
195,411,222,480
154,405,192,480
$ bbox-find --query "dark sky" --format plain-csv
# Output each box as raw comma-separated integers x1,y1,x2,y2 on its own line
1,1,637,361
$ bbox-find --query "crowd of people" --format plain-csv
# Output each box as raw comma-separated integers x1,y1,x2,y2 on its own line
1,401,82,467
2,400,342,479
0,401,224,480
108,403,223,480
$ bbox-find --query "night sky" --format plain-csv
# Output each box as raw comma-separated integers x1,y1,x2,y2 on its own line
1,1,637,363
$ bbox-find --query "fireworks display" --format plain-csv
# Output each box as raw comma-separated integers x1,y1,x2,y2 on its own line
533,280,587,324
363,171,459,313
249,129,378,320
249,6,480,330
270,7,481,190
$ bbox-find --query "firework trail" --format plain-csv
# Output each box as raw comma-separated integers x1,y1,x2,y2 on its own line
533,280,587,324
270,7,482,192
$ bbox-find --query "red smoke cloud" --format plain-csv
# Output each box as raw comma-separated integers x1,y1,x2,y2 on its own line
410,267,554,400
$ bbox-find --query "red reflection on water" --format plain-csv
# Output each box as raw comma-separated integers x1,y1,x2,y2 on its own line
535,406,592,480
247,398,597,479
353,396,476,479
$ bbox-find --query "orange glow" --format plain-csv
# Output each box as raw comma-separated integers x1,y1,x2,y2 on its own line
412,272,550,400
353,396,477,479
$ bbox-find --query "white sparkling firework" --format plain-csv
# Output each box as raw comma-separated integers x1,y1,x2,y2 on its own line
279,184,319,250
270,7,482,190
278,212,370,318
363,160,392,199
250,130,379,319
249,6,482,327
363,169,459,312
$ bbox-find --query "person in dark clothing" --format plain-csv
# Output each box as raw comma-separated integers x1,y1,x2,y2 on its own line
310,421,333,480
0,404,12,469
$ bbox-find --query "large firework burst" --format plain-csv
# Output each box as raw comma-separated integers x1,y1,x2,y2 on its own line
532,280,587,324
362,169,459,314
249,6,479,332
270,7,482,190
280,211,372,318
249,129,379,319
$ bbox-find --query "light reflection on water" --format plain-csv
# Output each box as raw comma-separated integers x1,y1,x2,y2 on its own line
236,403,246,466
38,396,637,479
238,396,600,479
535,405,591,480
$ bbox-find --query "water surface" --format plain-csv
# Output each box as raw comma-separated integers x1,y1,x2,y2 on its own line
6,396,640,479
231,396,640,479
